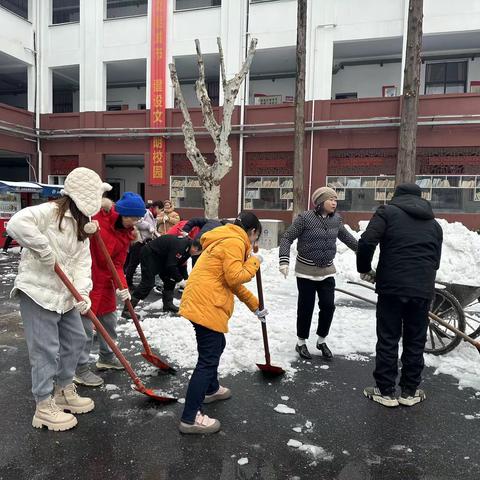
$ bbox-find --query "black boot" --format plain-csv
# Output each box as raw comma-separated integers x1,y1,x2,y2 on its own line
162,290,179,313
121,297,140,319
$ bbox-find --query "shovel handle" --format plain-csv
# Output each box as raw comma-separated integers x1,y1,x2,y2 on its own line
54,263,146,390
92,230,153,356
253,244,271,365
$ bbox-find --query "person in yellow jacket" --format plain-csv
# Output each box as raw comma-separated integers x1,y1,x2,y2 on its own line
178,211,267,434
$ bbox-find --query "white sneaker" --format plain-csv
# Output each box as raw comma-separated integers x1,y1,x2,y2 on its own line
54,383,94,414
203,386,232,404
32,396,78,431
179,412,221,434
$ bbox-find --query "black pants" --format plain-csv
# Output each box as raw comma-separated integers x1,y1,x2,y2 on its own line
296,277,336,340
125,242,144,289
132,248,175,300
182,323,226,424
374,294,430,395
3,235,14,252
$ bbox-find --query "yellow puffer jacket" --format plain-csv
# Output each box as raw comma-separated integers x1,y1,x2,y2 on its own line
179,224,260,333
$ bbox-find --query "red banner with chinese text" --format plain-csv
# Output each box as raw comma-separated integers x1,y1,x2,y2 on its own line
149,0,167,185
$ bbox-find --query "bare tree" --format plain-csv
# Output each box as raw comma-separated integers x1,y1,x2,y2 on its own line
169,38,257,219
292,0,307,218
396,0,423,184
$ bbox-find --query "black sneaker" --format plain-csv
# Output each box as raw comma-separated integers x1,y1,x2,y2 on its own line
363,386,399,407
316,342,333,360
398,389,426,407
295,343,312,359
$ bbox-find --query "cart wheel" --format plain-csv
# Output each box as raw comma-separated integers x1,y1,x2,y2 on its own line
463,298,480,339
425,289,465,355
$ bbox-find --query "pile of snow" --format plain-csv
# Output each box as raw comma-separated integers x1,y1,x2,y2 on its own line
274,404,296,415
117,218,480,391
287,439,334,462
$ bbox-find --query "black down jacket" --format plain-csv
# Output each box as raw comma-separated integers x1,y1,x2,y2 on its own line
357,183,443,300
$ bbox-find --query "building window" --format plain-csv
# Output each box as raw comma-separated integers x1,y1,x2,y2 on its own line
47,175,67,185
251,0,280,3
170,176,203,208
0,0,28,19
175,0,221,11
425,61,467,95
244,176,293,210
105,0,147,19
335,92,358,100
52,65,80,113
52,0,79,24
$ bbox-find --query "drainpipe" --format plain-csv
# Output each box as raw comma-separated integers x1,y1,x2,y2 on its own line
307,23,320,210
237,0,250,213
34,1,42,182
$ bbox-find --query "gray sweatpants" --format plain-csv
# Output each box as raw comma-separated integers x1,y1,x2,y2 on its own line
19,291,87,403
78,311,118,367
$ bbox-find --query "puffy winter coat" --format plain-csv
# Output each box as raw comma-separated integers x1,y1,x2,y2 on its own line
89,206,135,316
166,220,200,239
357,185,443,299
179,224,260,333
7,202,92,314
157,209,180,235
183,217,223,240
136,209,157,242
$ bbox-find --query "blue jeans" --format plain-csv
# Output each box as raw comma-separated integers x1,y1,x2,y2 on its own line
181,323,226,424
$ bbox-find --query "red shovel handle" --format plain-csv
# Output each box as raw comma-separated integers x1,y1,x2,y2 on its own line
54,263,146,391
92,230,153,356
253,244,271,366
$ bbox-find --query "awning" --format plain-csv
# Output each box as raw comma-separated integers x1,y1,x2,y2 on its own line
36,183,63,198
0,181,42,193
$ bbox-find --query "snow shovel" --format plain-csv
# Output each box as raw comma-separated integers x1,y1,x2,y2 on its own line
253,248,285,377
54,263,177,403
92,231,176,374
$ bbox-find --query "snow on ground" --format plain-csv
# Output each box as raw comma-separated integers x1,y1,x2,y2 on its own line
117,219,480,392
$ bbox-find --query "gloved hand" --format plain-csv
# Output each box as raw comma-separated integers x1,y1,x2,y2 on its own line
255,308,269,322
360,270,376,284
74,296,92,315
39,250,56,270
116,288,131,302
252,253,263,264
279,265,289,279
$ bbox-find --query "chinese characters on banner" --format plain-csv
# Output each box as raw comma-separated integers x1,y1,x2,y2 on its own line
149,0,167,185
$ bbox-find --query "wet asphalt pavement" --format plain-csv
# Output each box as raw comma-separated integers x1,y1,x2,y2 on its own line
1,252,480,480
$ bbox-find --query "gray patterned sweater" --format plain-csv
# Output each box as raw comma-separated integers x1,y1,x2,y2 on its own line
279,211,358,269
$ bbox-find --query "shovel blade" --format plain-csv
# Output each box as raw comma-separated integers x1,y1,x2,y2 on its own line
256,363,285,377
141,352,176,374
134,385,178,403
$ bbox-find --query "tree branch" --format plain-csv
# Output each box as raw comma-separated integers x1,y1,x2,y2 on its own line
217,37,227,91
194,39,221,142
168,62,210,176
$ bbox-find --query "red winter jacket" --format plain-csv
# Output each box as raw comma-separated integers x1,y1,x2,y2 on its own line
166,220,200,239
89,207,135,316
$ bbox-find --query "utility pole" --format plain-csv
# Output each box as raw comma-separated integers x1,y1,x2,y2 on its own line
292,0,307,218
396,0,423,184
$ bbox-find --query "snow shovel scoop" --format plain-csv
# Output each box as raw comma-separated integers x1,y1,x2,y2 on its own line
253,247,285,377
92,230,176,374
54,263,177,403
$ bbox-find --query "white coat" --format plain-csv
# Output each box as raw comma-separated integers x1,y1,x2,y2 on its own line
7,202,92,314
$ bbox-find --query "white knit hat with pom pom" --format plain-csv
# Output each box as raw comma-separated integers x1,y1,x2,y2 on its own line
61,167,112,217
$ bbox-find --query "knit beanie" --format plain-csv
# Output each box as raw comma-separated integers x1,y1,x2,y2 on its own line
115,192,146,217
62,167,112,217
311,186,338,206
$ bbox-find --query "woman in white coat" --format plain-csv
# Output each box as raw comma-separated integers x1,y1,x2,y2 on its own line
7,167,111,431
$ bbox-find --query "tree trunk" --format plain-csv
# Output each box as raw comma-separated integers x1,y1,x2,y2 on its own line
201,182,221,219
396,0,423,185
292,0,307,219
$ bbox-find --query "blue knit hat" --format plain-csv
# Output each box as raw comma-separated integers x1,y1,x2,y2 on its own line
115,192,146,217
